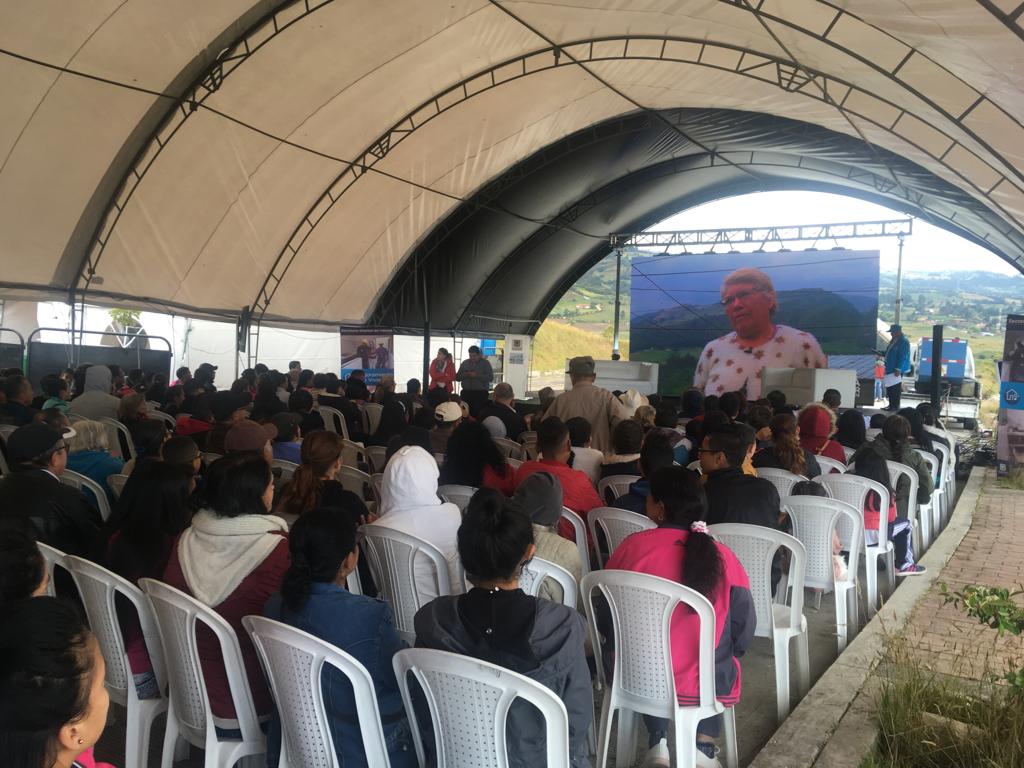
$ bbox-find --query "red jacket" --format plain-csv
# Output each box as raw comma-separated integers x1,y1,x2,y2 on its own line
515,459,602,545
162,533,289,720
428,359,456,392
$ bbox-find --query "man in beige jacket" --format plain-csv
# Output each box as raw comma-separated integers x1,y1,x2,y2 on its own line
545,356,632,454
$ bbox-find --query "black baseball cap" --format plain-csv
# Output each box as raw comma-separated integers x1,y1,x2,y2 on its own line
6,423,76,464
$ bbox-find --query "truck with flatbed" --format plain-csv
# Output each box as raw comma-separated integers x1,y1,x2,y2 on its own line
901,337,981,430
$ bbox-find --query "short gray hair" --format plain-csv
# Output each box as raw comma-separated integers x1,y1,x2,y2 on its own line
493,382,514,401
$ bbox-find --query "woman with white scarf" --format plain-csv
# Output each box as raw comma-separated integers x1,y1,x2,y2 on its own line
161,451,289,727
371,445,464,599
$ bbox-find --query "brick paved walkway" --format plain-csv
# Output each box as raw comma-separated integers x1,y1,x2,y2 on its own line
902,469,1024,682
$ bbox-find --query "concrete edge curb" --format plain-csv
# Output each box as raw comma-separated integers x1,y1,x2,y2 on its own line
748,466,987,768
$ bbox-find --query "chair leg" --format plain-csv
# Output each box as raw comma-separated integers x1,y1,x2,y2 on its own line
159,705,180,768
773,633,791,723
835,585,848,653
596,696,615,768
795,633,811,698
721,707,739,768
671,714,699,768
865,554,878,617
615,709,637,768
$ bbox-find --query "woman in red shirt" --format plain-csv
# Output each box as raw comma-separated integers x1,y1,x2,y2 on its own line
428,347,456,393
797,403,848,464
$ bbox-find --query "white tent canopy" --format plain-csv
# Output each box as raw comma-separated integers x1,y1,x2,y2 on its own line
2,1,1023,331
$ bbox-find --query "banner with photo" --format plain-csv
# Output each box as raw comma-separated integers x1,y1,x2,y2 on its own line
629,249,880,397
996,314,1024,476
340,330,394,388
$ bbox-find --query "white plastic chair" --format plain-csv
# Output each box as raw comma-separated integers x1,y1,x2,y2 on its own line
359,524,453,644
341,439,366,468
818,474,894,615
317,405,351,440
362,403,384,435
67,557,169,768
915,449,943,539
148,410,178,429
36,541,68,597
336,465,373,502
393,648,571,768
519,556,578,608
101,417,138,460
0,443,9,476
201,452,223,466
494,436,524,459
561,506,591,578
518,431,538,460
756,468,808,498
370,473,384,510
507,457,523,471
581,570,738,768
708,524,809,723
597,474,641,503
0,423,17,443
866,428,882,440
586,506,656,568
686,459,702,474
841,446,856,463
931,441,953,526
780,497,863,652
139,578,266,768
271,459,298,480
437,483,477,513
365,445,387,474
61,468,113,521
815,456,847,475
886,460,928,554
107,473,130,499
242,616,392,768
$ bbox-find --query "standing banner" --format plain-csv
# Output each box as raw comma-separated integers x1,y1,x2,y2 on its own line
996,314,1024,476
340,330,394,388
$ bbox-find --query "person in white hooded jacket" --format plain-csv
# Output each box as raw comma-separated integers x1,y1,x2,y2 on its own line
68,365,121,422
373,445,464,599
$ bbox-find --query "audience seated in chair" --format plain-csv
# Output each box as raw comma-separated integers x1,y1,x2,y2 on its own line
796,403,848,464
430,401,462,455
414,488,593,767
850,450,925,577
0,523,49,605
601,419,644,478
510,472,582,604
752,413,821,479
850,415,933,520
515,417,602,521
0,374,36,426
605,466,755,768
66,420,124,505
566,416,603,485
68,365,120,422
441,420,516,496
612,431,675,515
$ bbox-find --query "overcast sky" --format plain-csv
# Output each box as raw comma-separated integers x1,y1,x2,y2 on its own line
650,191,1018,276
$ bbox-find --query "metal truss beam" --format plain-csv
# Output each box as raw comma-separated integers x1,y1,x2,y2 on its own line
611,218,913,249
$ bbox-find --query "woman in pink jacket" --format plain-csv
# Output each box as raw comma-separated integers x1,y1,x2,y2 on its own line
606,466,756,768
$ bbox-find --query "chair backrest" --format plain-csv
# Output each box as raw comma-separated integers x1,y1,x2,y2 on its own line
243,616,391,768
101,417,137,460
581,570,718,712
106,473,129,499
560,506,591,577
201,451,223,466
272,459,299,480
393,648,570,768
586,507,656,568
914,449,940,483
842,446,856,462
336,465,372,501
0,444,9,476
365,445,387,474
139,578,264,747
61,469,113,521
436,484,477,513
815,456,847,475
518,431,538,460
493,436,524,459
370,473,384,509
518,556,578,607
686,459,702,474
317,405,351,440
36,541,67,597
756,467,808,498
0,423,17,443
358,524,452,644
818,473,890,547
66,556,167,707
341,439,366,468
866,428,882,440
780,497,863,591
506,457,523,471
886,460,920,514
148,410,178,429
931,441,951,481
363,403,384,435
597,474,641,503
708,523,805,640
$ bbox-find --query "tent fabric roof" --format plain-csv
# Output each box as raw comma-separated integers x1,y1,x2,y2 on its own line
2,1,1023,331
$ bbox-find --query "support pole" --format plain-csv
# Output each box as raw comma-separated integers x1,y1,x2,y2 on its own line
930,324,943,416
611,249,622,361
421,267,430,389
894,234,905,325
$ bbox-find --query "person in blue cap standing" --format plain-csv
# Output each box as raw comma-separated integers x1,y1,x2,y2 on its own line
884,324,911,410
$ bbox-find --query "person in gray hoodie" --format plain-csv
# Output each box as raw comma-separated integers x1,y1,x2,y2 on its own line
414,488,593,768
67,365,121,422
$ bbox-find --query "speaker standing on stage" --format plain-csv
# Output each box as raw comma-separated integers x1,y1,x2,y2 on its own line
456,345,493,417
693,268,827,399
883,324,911,411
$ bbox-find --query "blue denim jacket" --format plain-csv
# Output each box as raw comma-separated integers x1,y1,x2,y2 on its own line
264,583,415,767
